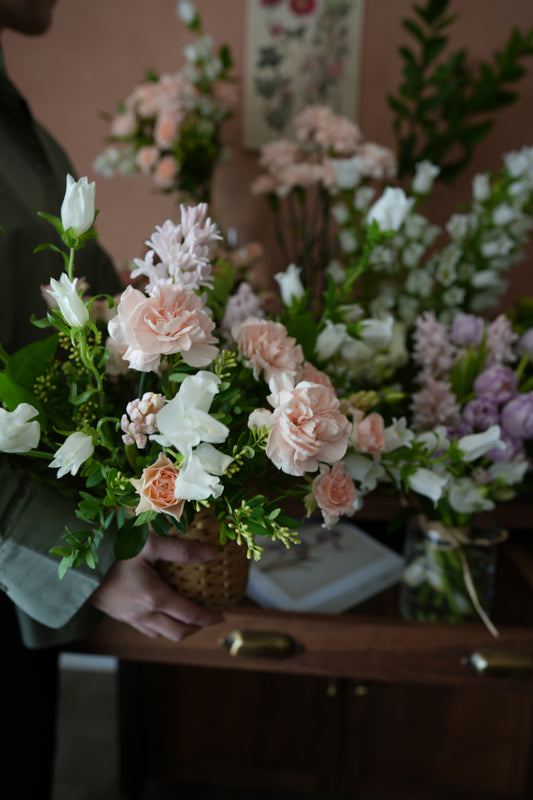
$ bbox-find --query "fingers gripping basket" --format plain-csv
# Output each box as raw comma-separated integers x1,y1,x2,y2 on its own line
156,508,250,610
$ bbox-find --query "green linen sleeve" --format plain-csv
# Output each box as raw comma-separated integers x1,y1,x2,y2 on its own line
0,455,116,632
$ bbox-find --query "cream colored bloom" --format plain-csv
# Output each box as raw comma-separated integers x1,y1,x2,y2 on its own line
0,404,40,453
60,174,95,236
47,273,89,328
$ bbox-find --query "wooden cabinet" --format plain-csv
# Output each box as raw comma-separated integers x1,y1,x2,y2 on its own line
71,515,533,800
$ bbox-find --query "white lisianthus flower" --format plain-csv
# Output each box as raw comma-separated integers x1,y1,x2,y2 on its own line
50,432,94,478
0,403,40,453
60,175,96,236
367,187,414,232
274,263,305,306
46,273,89,328
174,443,232,501
409,467,449,504
448,478,495,514
411,160,440,194
457,425,504,462
358,315,394,348
152,371,229,455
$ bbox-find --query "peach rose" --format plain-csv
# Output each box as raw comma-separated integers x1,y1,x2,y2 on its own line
353,412,386,457
312,462,359,527
154,112,179,149
266,381,351,475
136,145,159,174
108,284,218,372
130,453,185,521
232,317,304,383
154,154,177,188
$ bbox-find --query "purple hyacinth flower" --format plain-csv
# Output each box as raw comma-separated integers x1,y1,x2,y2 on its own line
451,313,485,346
473,365,518,404
501,391,533,438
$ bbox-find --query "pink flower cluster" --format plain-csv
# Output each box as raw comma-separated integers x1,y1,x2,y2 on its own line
121,392,165,448
233,316,356,525
130,203,221,293
251,104,396,197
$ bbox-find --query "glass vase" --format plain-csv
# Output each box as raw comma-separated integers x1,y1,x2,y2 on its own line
399,515,500,626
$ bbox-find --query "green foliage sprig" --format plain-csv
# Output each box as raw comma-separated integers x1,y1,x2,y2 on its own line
389,0,533,182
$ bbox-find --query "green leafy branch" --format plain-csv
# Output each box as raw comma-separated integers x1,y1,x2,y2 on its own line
389,0,533,182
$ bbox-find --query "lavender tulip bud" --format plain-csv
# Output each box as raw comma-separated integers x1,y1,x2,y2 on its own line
501,392,533,438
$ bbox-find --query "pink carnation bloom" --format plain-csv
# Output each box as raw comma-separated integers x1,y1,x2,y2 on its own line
154,112,180,149
353,411,386,457
108,284,218,372
136,145,159,174
110,111,137,138
232,317,304,383
296,361,335,391
312,462,359,528
130,453,185,522
266,381,351,476
154,155,177,188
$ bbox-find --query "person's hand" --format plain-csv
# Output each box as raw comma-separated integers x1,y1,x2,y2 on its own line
90,528,224,641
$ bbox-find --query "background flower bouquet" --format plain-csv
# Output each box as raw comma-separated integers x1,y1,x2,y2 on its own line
0,175,360,610
94,1,237,206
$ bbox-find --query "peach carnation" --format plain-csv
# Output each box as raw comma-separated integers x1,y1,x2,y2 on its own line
312,462,359,527
136,145,159,174
232,317,304,383
296,361,335,391
353,412,386,457
266,381,351,475
130,453,184,521
108,284,218,372
154,154,177,188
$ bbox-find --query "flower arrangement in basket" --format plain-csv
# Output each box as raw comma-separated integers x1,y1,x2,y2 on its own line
0,175,360,609
94,1,237,205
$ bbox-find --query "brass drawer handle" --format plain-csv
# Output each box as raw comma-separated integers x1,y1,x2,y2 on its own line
463,649,533,678
219,630,303,658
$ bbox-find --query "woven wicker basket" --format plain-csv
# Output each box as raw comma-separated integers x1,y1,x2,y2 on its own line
155,507,250,610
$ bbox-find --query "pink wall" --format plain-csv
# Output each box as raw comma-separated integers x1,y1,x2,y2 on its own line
4,0,533,304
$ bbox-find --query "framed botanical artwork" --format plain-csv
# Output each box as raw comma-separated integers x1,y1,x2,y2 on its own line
243,0,366,149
